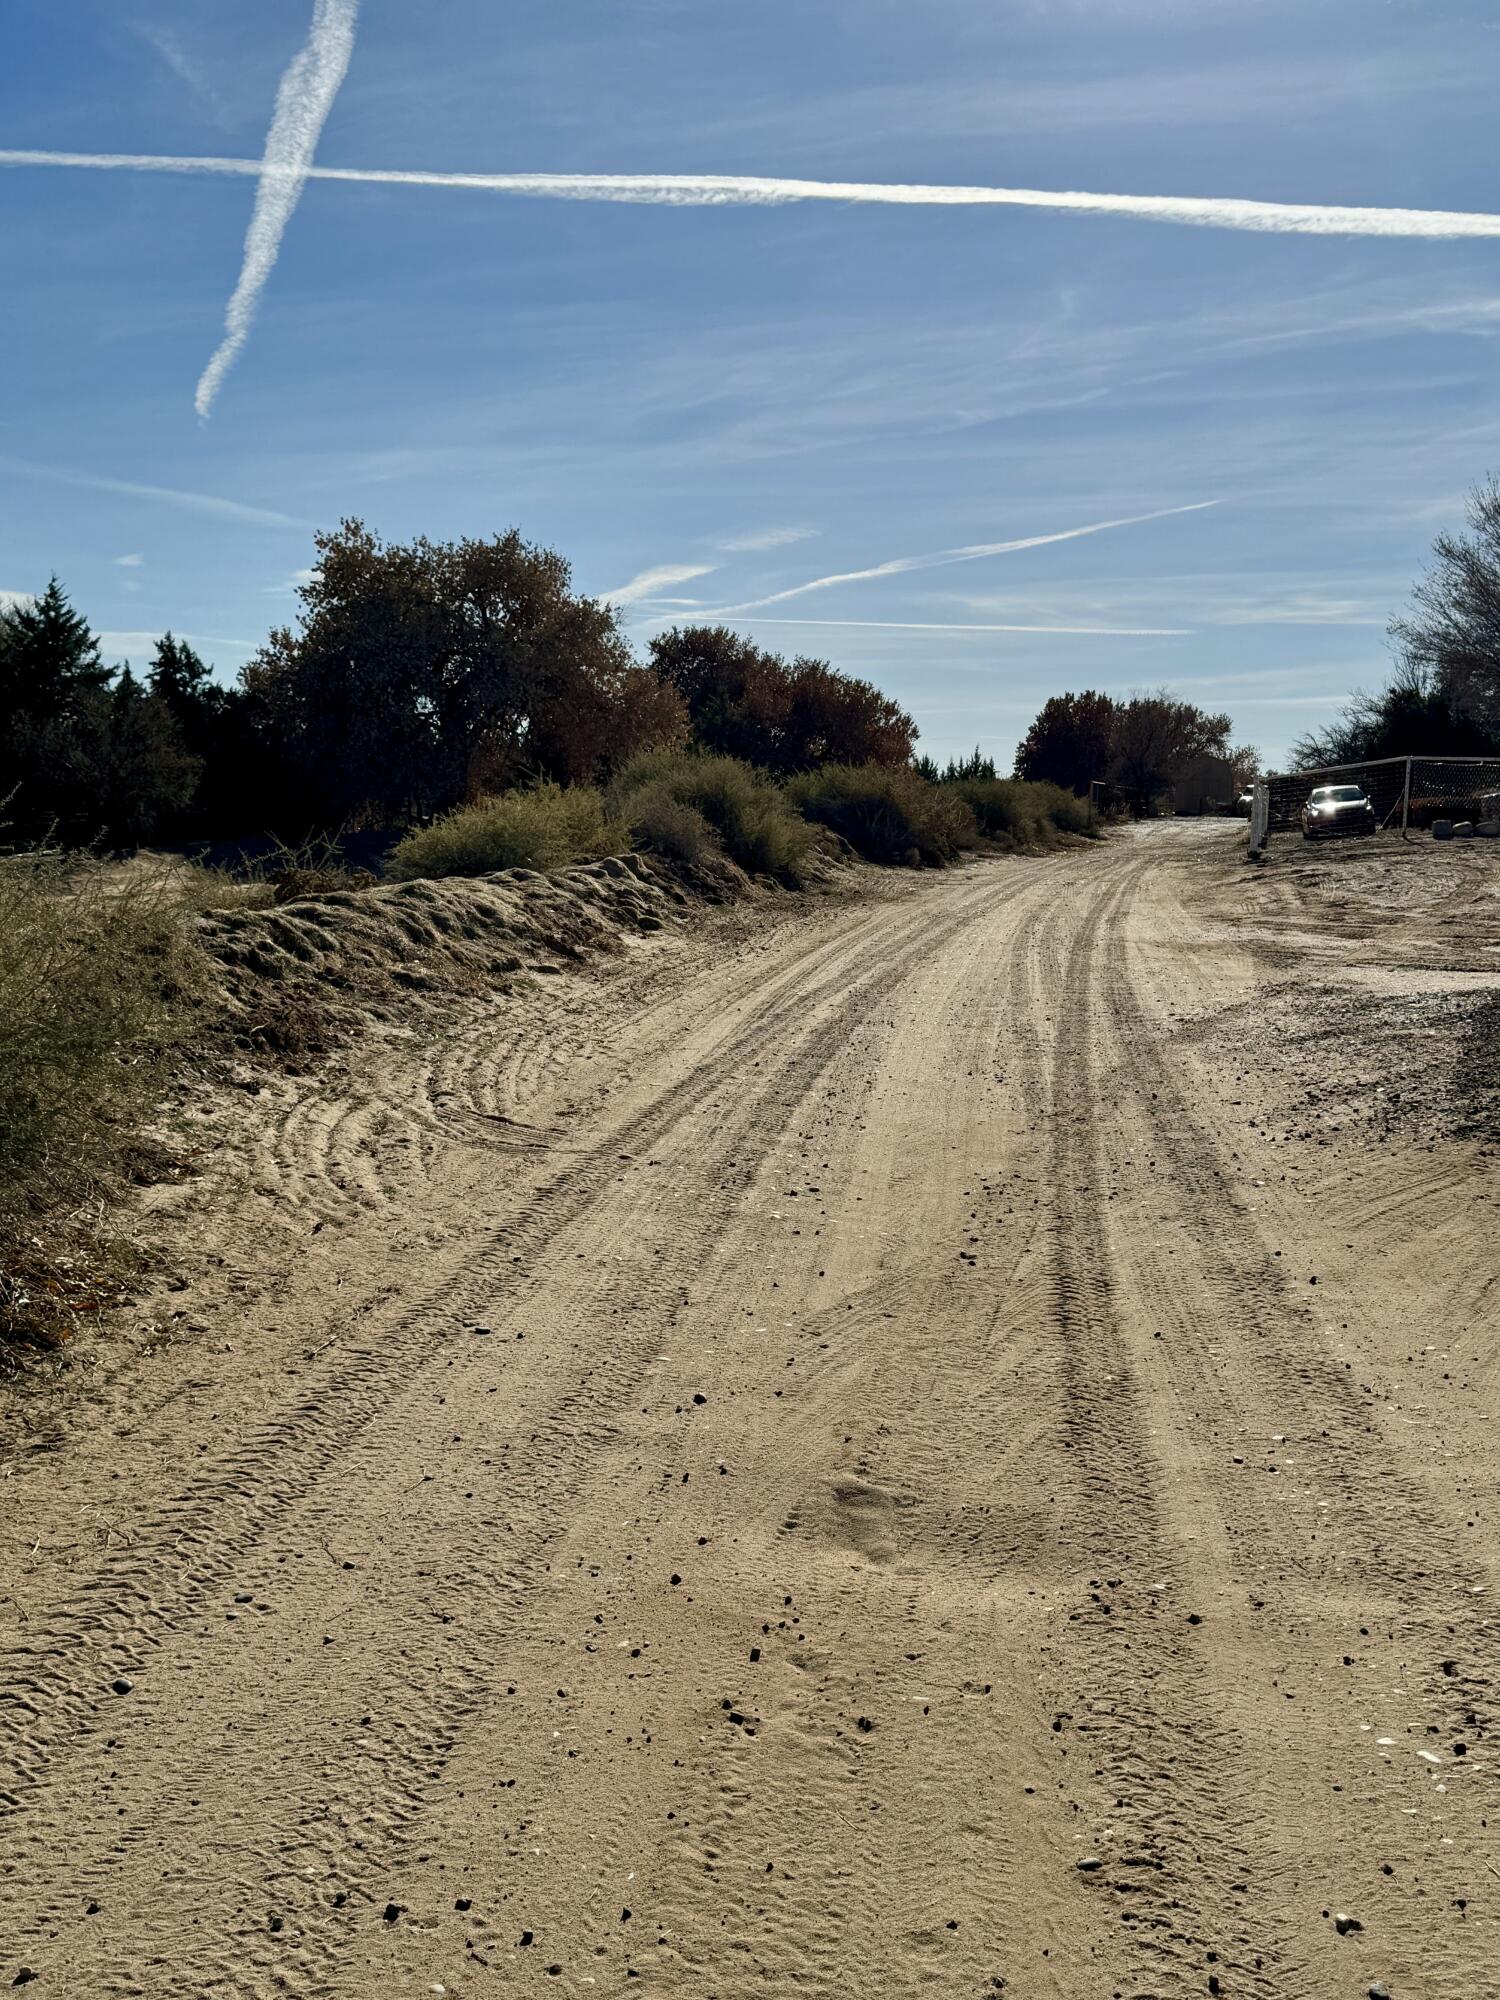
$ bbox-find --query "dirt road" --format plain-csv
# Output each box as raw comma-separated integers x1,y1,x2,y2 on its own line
4,824,1498,1998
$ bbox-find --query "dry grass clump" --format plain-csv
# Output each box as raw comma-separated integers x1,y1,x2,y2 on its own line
387,783,626,880
610,752,817,884
0,848,205,1350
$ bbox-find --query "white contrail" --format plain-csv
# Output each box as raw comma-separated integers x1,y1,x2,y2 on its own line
602,562,716,607
718,616,1191,636
192,0,359,418
4,149,1500,239
703,502,1221,615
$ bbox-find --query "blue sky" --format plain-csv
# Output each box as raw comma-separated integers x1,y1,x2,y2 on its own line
3,0,1499,769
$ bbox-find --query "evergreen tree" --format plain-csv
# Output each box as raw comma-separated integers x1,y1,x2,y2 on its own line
1,582,115,841
0,579,109,732
147,632,214,716
95,669,200,847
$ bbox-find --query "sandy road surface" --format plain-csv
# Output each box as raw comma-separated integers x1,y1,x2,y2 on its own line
3,823,1499,1998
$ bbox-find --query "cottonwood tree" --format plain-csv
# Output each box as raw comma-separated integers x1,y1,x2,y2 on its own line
1228,744,1263,789
1107,692,1232,809
648,626,916,773
1012,691,1116,794
245,522,687,823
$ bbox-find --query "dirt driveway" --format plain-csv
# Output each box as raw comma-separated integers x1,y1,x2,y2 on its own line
3,823,1498,1998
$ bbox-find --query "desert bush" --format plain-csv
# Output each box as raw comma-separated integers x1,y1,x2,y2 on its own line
1030,781,1096,837
949,777,1096,846
386,783,626,880
616,781,719,868
0,849,207,1345
949,777,1045,846
786,763,978,867
609,752,816,883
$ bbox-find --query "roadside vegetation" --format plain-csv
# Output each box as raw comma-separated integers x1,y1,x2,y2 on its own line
388,784,626,880
0,849,210,1351
609,751,818,883
786,763,977,866
949,774,1093,847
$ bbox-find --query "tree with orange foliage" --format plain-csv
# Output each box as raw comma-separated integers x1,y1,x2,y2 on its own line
647,626,915,774
244,521,687,823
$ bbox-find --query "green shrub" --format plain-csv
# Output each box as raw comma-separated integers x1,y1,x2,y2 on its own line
387,783,626,881
948,777,1096,846
617,781,719,869
1030,781,1095,837
786,763,978,867
949,777,1045,846
609,752,817,884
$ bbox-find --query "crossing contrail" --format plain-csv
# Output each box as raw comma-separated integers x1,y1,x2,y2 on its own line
701,503,1223,616
192,0,360,417
4,150,1500,239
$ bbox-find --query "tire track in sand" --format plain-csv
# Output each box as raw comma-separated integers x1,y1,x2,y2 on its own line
0,870,1027,1997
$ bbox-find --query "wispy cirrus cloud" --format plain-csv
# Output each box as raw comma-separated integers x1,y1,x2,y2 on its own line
193,0,361,418
702,502,1221,615
114,552,144,567
958,575,1391,630
134,23,227,124
717,525,820,552
1208,594,1385,627
99,629,254,654
601,562,717,607
665,52,1479,158
264,565,322,596
1,457,311,528
717,615,1191,636
5,150,1500,241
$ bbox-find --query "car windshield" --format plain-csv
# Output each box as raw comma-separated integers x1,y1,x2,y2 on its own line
1313,786,1365,802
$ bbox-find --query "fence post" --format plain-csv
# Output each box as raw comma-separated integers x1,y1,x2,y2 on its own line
1401,756,1412,838
1249,778,1269,857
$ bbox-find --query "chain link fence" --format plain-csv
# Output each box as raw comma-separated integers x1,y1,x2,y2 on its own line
1256,756,1500,846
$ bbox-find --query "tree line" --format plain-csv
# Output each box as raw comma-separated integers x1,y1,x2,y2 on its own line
0,584,252,846
1,521,918,847
1011,690,1257,807
9,477,1498,846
